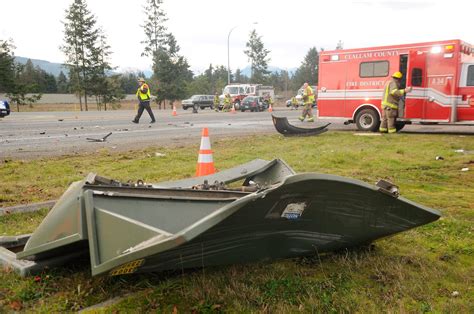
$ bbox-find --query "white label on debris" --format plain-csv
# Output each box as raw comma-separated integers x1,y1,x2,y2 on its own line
281,202,307,220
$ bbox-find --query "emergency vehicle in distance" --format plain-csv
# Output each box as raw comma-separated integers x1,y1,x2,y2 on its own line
220,84,274,110
317,39,474,131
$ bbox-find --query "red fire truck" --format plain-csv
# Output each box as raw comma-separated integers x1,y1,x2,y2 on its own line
317,39,474,131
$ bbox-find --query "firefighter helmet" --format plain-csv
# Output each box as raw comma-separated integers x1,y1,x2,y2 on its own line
392,71,403,79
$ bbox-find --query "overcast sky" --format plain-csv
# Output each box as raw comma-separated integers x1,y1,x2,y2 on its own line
1,0,472,74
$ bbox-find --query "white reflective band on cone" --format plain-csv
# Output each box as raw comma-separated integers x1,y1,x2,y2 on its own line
200,137,211,150
198,154,213,163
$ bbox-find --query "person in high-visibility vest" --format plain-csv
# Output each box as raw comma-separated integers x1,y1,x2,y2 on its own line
268,96,274,108
298,83,315,122
132,77,156,124
222,93,232,112
379,72,412,133
213,92,220,112
291,96,298,110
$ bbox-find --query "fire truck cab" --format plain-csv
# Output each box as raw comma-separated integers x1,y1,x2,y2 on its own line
318,40,474,131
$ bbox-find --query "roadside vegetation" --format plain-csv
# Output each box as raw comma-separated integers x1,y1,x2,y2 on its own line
1,132,473,312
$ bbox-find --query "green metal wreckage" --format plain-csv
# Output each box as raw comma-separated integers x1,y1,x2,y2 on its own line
0,159,441,277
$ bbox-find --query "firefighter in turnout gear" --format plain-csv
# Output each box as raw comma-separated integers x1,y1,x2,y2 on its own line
379,72,412,133
214,92,220,112
222,93,232,112
291,96,298,110
132,78,156,124
299,83,315,122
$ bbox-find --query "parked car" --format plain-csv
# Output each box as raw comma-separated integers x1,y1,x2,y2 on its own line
240,96,268,112
0,100,10,118
182,95,215,110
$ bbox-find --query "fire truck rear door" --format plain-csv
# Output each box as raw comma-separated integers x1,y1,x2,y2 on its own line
405,50,427,119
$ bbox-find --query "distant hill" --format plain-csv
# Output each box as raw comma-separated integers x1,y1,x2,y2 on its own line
240,65,297,78
14,56,297,79
14,57,69,77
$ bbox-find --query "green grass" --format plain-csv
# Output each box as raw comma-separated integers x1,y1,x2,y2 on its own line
1,132,473,312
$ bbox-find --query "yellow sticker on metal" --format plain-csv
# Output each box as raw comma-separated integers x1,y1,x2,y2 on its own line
109,259,144,276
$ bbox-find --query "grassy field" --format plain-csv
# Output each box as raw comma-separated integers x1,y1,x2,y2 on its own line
0,132,473,312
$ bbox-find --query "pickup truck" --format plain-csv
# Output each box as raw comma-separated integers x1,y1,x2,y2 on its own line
0,100,10,118
182,95,215,110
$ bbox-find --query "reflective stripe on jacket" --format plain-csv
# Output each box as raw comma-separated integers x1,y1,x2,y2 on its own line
382,79,404,109
136,83,151,101
303,86,315,105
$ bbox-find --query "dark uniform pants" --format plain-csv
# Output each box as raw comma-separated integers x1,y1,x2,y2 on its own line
380,107,398,133
134,101,156,122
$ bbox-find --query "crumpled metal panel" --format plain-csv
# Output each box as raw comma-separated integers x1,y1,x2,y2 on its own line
9,159,441,277
272,115,330,136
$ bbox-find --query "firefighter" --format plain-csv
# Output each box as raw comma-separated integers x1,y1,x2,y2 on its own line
132,78,156,124
298,83,315,122
379,72,412,133
222,93,232,112
268,96,274,109
213,92,220,112
291,96,298,110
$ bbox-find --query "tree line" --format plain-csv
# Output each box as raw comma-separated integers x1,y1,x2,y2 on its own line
0,0,336,111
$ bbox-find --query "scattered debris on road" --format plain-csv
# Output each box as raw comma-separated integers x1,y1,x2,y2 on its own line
86,132,112,142
272,115,330,137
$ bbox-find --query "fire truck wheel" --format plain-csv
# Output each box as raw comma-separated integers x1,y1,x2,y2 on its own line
355,108,380,132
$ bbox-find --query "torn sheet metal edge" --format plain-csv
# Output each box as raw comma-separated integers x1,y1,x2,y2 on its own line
272,115,331,137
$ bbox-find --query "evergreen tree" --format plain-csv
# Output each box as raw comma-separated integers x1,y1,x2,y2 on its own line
0,39,16,92
292,47,320,89
89,28,122,110
142,1,192,107
141,0,168,58
57,71,69,93
43,73,58,93
1,40,41,110
152,33,193,106
61,0,99,111
234,68,249,84
244,29,270,84
119,72,140,94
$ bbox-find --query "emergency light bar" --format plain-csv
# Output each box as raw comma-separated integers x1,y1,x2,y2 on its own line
430,46,442,54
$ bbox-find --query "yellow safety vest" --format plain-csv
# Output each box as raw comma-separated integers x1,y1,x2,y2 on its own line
136,83,151,101
303,86,315,105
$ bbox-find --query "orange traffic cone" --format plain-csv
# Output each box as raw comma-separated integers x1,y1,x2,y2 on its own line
230,104,236,114
172,104,177,116
196,128,216,177
268,103,273,112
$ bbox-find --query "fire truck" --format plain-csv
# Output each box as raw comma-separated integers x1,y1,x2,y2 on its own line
317,39,474,131
220,84,274,109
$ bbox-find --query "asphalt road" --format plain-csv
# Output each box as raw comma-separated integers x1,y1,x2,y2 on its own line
1,108,473,159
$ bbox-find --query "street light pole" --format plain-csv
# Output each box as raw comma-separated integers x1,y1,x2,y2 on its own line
227,22,258,85
227,25,238,85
